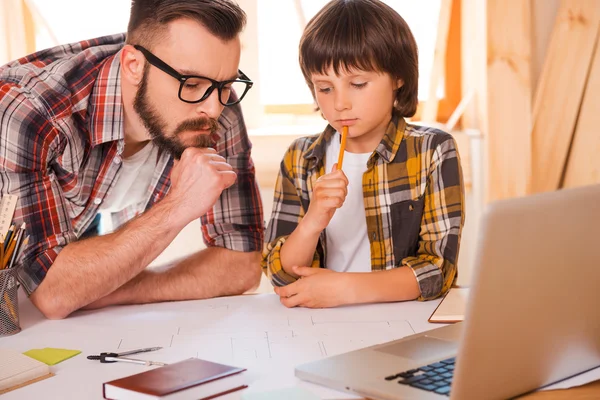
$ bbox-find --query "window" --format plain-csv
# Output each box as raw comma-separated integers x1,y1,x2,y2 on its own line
24,0,457,129
30,0,129,50
256,0,442,107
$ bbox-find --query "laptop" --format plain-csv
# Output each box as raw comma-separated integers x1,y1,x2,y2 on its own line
295,184,600,399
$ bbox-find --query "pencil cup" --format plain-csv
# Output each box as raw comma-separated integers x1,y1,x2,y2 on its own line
0,268,21,336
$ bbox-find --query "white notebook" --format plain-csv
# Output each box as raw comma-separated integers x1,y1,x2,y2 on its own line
0,348,53,394
428,287,471,323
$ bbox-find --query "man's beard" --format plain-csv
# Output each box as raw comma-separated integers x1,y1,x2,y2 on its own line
133,68,219,159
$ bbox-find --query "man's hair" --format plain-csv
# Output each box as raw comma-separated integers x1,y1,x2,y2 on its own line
299,0,419,118
127,0,246,47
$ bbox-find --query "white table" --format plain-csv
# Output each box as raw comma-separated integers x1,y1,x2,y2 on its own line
1,289,443,399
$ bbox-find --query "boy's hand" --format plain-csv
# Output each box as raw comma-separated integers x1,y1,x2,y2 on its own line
303,165,349,234
274,266,352,308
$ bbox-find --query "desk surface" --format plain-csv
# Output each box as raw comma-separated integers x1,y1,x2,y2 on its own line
2,290,598,399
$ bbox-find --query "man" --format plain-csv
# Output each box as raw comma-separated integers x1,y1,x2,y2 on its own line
0,0,264,319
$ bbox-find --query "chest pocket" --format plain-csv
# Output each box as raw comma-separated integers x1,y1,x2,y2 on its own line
390,197,425,263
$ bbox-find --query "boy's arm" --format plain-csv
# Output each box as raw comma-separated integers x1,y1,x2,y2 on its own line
276,266,421,308
262,148,322,286
400,135,465,300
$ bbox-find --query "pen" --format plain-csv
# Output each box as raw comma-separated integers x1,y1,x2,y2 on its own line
102,356,168,366
117,347,163,356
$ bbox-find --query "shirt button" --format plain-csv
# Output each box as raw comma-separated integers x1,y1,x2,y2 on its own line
94,198,102,205
113,156,122,164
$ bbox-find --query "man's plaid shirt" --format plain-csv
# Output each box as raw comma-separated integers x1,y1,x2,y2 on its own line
0,34,263,295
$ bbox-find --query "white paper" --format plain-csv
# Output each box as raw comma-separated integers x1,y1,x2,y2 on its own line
1,291,442,399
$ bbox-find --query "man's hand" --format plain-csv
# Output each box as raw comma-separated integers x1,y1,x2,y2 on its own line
167,147,237,225
302,165,348,234
274,266,352,308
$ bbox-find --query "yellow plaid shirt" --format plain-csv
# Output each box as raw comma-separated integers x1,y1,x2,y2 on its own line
262,117,465,300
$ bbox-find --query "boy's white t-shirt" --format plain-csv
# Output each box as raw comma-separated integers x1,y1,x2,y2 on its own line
324,131,372,273
100,142,158,213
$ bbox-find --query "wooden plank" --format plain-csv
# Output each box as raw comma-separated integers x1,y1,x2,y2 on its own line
486,0,533,202
293,0,307,29
531,0,600,193
562,36,600,189
437,0,462,124
460,0,486,130
422,0,453,122
21,0,36,54
0,0,27,64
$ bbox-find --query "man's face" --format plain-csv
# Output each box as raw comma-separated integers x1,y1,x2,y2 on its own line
133,19,241,159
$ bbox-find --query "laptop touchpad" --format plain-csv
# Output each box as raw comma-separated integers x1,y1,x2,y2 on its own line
375,336,458,361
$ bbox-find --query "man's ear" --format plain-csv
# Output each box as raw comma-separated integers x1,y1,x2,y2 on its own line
120,45,145,86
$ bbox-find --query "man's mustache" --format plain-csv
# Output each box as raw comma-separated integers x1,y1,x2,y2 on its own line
173,117,219,136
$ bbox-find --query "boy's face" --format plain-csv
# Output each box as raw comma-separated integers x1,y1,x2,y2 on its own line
311,67,402,152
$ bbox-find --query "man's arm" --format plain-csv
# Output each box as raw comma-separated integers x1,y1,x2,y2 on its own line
84,248,261,309
30,196,187,319
30,148,237,319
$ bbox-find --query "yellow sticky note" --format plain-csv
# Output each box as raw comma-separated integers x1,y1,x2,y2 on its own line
23,348,81,365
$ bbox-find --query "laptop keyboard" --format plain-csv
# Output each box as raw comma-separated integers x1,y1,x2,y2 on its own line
384,356,455,396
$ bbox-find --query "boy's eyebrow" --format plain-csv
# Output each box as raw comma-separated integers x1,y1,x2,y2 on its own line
312,72,372,83
313,79,333,84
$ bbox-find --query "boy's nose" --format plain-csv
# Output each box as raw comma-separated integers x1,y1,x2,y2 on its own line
334,92,351,112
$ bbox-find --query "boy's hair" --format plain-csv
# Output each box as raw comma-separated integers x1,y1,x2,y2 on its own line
299,0,418,118
127,0,246,48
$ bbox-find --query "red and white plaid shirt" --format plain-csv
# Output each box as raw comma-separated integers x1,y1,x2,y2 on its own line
0,34,264,295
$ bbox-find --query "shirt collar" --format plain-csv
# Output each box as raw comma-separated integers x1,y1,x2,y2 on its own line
87,51,124,147
304,116,406,165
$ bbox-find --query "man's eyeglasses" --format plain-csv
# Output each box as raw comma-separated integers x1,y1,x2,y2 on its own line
133,45,253,106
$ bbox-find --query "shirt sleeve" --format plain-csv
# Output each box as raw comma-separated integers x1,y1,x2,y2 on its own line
261,144,321,286
200,104,264,252
402,134,466,300
0,81,76,295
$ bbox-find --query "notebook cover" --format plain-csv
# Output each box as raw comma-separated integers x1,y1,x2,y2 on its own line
0,372,54,395
103,358,246,397
428,287,470,324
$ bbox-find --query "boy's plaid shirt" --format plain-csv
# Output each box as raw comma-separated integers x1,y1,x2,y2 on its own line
0,34,264,295
262,117,465,300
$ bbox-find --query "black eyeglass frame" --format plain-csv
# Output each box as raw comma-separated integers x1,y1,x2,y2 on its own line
133,44,253,106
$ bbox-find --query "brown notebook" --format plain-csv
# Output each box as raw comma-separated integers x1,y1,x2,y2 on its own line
102,358,248,400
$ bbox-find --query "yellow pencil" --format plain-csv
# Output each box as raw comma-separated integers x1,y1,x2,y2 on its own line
3,238,16,268
2,223,23,268
7,223,26,270
337,125,349,170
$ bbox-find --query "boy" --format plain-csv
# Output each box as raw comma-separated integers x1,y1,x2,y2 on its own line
262,0,464,308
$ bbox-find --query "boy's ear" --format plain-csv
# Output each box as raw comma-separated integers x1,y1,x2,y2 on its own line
395,78,404,90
